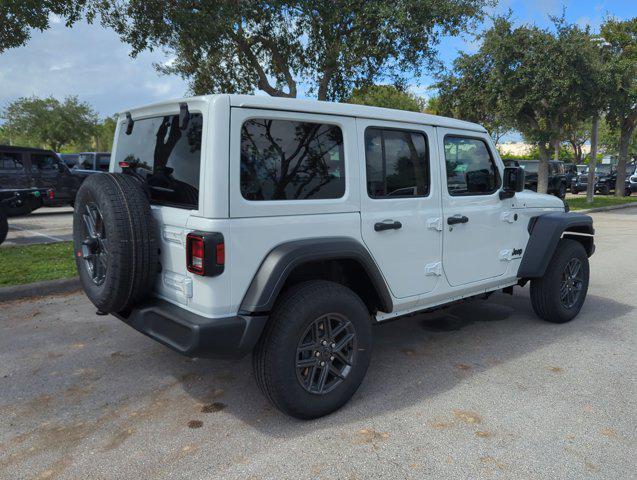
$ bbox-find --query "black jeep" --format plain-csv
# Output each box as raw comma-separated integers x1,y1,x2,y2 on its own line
504,160,568,199
0,145,82,215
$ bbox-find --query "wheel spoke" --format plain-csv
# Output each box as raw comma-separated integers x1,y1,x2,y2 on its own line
334,332,355,353
333,350,352,366
316,365,329,392
83,213,96,238
329,364,345,380
297,357,317,368
330,319,351,338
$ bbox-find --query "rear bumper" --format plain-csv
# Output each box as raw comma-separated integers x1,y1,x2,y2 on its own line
114,299,268,359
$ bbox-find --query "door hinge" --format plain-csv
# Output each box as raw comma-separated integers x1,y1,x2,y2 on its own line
425,262,442,276
426,217,443,231
501,212,517,223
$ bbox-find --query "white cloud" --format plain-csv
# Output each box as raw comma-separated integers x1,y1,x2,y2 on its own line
0,20,188,118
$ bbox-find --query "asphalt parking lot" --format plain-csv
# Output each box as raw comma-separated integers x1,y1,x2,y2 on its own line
0,209,635,480
2,208,73,247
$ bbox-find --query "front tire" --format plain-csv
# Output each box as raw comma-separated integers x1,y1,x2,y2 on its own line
530,239,589,323
253,280,372,419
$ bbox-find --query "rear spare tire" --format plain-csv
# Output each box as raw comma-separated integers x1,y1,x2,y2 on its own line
73,173,157,313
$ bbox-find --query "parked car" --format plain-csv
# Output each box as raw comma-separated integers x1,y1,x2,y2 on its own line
504,160,568,198
0,145,82,215
594,161,636,196
59,153,80,168
77,152,111,171
563,163,579,192
628,163,637,195
571,164,614,194
72,95,594,419
0,187,51,244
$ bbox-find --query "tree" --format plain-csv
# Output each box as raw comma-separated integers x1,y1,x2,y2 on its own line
436,16,607,193
435,54,511,145
0,1,96,53
1,96,98,151
347,85,425,112
563,121,590,164
96,0,493,101
601,18,637,197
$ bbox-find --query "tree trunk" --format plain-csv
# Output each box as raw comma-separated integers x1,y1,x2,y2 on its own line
554,139,560,161
587,115,599,204
537,143,549,194
614,126,632,197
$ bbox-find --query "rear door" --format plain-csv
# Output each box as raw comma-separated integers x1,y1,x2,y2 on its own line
111,108,204,306
358,119,442,299
0,150,29,189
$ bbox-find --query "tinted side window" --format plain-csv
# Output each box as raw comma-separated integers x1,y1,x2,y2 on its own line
32,154,58,171
96,154,111,171
240,119,345,201
115,113,202,209
0,152,25,171
444,137,500,195
365,128,429,198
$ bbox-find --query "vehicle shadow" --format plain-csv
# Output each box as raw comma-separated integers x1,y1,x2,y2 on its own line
169,291,632,437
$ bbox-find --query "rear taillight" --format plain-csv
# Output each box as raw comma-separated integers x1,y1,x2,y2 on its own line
186,232,224,276
48,190,55,199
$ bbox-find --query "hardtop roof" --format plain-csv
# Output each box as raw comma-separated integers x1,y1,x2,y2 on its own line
121,94,487,134
0,145,56,154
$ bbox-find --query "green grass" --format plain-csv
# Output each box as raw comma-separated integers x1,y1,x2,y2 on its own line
0,241,77,287
566,195,637,211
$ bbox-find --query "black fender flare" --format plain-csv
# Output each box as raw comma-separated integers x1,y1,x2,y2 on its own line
239,237,393,314
518,212,594,278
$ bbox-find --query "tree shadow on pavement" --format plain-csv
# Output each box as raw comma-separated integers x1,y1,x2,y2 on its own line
170,291,632,438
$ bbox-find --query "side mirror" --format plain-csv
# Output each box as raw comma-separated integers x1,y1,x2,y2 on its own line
499,166,525,200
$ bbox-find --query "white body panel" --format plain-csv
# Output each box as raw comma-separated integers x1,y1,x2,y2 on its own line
111,94,565,322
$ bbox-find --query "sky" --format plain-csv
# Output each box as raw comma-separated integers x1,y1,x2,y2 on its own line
0,0,634,122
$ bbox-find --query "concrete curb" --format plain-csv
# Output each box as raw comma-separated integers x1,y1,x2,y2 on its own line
577,202,637,214
0,277,80,303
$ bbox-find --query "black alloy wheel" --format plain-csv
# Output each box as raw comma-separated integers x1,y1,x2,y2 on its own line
560,258,583,309
80,202,109,286
296,313,357,395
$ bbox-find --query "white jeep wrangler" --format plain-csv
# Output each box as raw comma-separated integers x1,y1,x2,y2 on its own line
73,95,594,419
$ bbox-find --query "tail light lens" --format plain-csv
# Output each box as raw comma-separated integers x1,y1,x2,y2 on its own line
186,232,224,276
48,189,55,199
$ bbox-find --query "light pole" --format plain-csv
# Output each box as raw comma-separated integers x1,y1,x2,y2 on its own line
586,37,611,204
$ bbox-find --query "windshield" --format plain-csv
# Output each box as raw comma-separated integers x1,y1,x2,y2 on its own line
596,164,612,174
114,112,202,209
519,162,539,173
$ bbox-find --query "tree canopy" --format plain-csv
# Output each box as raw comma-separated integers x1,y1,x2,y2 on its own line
0,1,96,53
347,85,425,112
600,18,637,195
1,96,98,151
95,0,493,101
435,16,607,192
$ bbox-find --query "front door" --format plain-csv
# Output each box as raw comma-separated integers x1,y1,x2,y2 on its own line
438,130,509,286
358,119,442,299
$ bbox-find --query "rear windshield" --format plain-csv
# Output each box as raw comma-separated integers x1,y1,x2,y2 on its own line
115,113,202,209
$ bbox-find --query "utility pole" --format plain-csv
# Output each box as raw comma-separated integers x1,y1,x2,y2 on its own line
587,115,599,204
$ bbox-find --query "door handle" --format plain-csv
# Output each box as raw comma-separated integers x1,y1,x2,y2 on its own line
447,215,469,225
374,220,402,232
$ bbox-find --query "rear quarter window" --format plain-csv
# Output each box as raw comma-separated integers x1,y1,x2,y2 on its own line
240,118,345,201
115,113,202,209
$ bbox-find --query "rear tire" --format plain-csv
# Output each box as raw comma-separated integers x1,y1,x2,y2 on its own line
530,239,589,323
253,280,372,419
0,209,8,245
73,173,157,313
